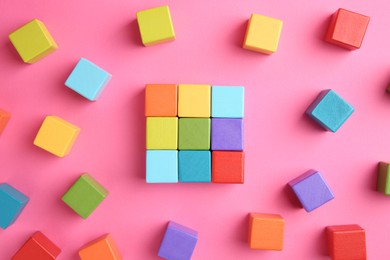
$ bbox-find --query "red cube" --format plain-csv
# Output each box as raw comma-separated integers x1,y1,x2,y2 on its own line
212,151,244,183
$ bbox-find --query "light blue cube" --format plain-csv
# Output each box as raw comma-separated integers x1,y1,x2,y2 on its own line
0,183,29,229
211,86,244,118
146,150,178,183
179,151,211,182
65,58,111,101
306,89,354,132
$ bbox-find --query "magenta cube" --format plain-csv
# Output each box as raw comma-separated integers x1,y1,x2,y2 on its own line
211,118,243,151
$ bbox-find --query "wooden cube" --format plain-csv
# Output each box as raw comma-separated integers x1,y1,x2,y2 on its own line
79,234,122,260
146,117,178,149
178,84,211,117
145,84,177,116
146,150,178,183
178,118,210,150
377,162,390,195
248,213,285,250
0,109,11,135
212,151,244,184
0,183,29,229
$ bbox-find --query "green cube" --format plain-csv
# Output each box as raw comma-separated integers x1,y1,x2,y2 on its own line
62,173,108,218
179,118,210,150
378,162,390,195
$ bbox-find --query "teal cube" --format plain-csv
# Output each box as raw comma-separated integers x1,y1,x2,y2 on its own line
211,86,244,118
0,183,29,229
179,151,211,182
146,150,178,183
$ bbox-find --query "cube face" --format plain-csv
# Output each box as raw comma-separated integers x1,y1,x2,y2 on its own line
9,19,58,63
377,162,390,195
146,150,178,183
248,213,285,250
212,151,244,184
211,118,243,151
327,225,366,260
178,84,211,117
211,86,244,118
62,174,108,219
179,151,211,182
0,109,11,134
243,13,283,54
145,84,177,116
146,117,178,149
79,234,122,260
179,118,210,150
0,183,29,229
65,58,112,101
136,5,175,46
306,89,354,132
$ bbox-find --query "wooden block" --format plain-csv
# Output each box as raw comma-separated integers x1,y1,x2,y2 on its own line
211,118,243,151
179,151,211,182
146,150,178,183
212,151,244,184
79,234,122,260
146,117,178,149
136,5,175,46
243,13,283,54
0,183,29,229
12,231,61,260
0,109,11,135
325,8,370,50
9,19,58,63
377,162,390,195
178,118,210,150
211,86,244,118
248,213,285,250
33,116,80,157
326,224,366,260
145,84,177,116
178,84,211,117
62,173,108,219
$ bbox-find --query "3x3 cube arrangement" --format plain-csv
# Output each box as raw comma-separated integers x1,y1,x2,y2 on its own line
145,84,245,183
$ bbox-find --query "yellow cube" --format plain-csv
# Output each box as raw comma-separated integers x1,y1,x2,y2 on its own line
34,116,80,157
9,19,58,63
178,84,211,117
136,5,175,46
146,117,178,149
243,14,283,54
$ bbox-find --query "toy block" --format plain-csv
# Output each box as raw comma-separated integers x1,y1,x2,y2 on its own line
179,151,211,182
211,118,243,151
212,151,244,184
0,183,29,229
211,86,244,118
243,13,283,54
306,89,354,132
146,150,178,183
178,84,211,117
65,58,112,101
136,5,175,46
145,84,177,116
326,224,366,260
377,162,390,195
178,118,210,150
9,19,58,63
158,221,198,260
12,231,61,260
79,234,122,260
62,173,108,219
248,213,285,250
33,116,80,157
288,170,334,212
0,109,11,135
325,8,370,50
146,117,178,149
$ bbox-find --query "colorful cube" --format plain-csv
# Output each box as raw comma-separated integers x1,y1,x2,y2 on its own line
288,170,335,212
325,8,370,50
62,173,108,219
146,150,178,183
158,221,198,260
0,109,11,135
0,183,29,229
12,231,61,260
248,213,285,250
211,118,243,151
79,234,122,260
179,118,210,150
243,13,283,54
326,224,366,260
306,89,354,132
212,151,244,184
136,5,175,46
146,117,178,149
211,86,244,118
179,151,211,182
145,84,177,116
178,84,211,117
377,162,390,195
9,19,58,63
33,116,80,157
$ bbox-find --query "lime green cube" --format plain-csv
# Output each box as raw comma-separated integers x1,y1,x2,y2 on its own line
378,162,390,195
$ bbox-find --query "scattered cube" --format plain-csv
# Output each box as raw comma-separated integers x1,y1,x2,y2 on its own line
33,116,80,157
377,162,390,195
158,221,198,260
325,8,370,50
306,89,354,132
179,151,211,182
326,224,366,260
211,118,243,151
288,170,335,212
62,173,108,219
12,231,61,260
146,117,178,149
212,151,244,184
0,109,11,135
248,213,285,250
211,86,244,118
0,183,29,229
179,118,210,150
145,84,177,116
79,234,122,260
243,13,283,54
136,5,175,46
146,150,178,183
65,58,112,101
178,84,211,117
8,19,58,63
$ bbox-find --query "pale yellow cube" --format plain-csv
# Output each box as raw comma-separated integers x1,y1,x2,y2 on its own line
178,84,211,117
146,117,178,149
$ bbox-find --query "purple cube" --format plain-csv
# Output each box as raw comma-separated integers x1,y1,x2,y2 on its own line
158,221,198,260
288,170,335,212
211,118,243,151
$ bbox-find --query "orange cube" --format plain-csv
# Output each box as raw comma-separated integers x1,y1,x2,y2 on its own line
0,109,11,134
248,213,285,250
145,84,177,116
79,234,122,260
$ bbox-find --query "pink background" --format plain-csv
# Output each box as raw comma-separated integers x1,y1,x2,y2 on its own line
1,0,390,259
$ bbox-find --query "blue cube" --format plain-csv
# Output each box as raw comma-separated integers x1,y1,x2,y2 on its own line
306,89,354,132
211,86,244,118
179,151,211,182
146,150,178,183
0,183,29,229
65,58,112,101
